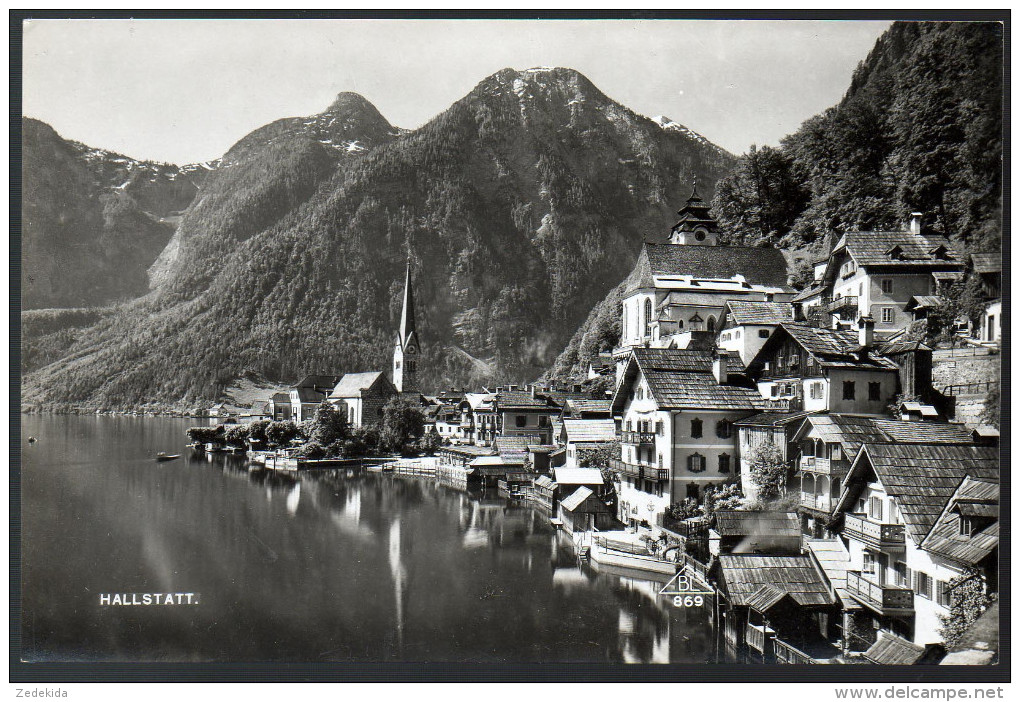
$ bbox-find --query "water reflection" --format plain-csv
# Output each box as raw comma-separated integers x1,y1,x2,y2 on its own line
22,415,717,664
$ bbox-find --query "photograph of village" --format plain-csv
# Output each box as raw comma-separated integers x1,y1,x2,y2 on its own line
17,16,1003,671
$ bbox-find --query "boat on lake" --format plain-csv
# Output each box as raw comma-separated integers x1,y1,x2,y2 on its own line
156,452,181,462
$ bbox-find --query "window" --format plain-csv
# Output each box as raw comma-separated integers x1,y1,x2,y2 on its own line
538,415,549,427
843,381,856,400
715,419,732,439
881,307,894,323
759,329,770,339
809,382,823,400
690,418,703,439
687,483,700,500
936,581,953,608
687,453,705,473
914,571,933,600
881,279,893,294
622,307,628,339
771,385,780,398
719,453,731,473
657,420,664,436
657,453,663,469
894,561,912,588
869,496,883,521
959,516,973,537
644,298,653,338
863,551,876,574
407,360,416,372
707,316,716,333
515,416,527,428
830,444,842,461
625,420,632,432
395,360,401,370
868,382,882,402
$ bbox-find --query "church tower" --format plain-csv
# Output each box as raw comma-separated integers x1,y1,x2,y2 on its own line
393,261,419,392
668,179,720,246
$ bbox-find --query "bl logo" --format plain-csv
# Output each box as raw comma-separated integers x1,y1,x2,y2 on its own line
658,567,714,608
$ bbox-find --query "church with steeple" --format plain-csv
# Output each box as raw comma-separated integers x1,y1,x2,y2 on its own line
393,261,420,393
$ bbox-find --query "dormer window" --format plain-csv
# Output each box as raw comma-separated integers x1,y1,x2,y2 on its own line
886,245,904,260
959,516,973,537
929,245,951,260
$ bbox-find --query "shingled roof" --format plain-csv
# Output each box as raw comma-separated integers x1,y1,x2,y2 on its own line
612,348,763,413
836,444,1000,544
864,633,927,665
921,476,999,567
725,300,795,326
561,418,616,444
791,284,827,303
714,511,801,539
753,323,900,371
717,554,833,607
329,371,392,399
630,242,789,290
834,230,964,269
495,390,558,410
971,253,1002,275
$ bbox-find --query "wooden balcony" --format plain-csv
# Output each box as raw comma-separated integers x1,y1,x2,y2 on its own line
843,513,906,549
774,638,819,665
826,295,859,315
846,570,914,614
799,492,832,513
621,430,656,446
762,397,804,411
746,622,776,654
608,458,669,482
799,456,831,474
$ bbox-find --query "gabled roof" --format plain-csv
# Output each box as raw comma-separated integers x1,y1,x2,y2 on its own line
714,511,801,539
717,554,833,607
725,300,795,326
904,295,944,311
747,323,899,372
565,399,612,416
805,539,860,610
864,633,927,665
293,387,330,403
743,584,790,613
629,242,789,292
249,401,269,415
533,474,556,490
329,371,392,399
836,444,999,544
921,476,999,566
878,340,932,355
794,415,976,464
971,253,1002,275
833,230,964,269
495,390,558,410
460,393,496,411
734,410,817,428
554,467,605,486
791,284,828,303
560,486,594,512
295,374,342,390
562,419,616,444
270,392,291,403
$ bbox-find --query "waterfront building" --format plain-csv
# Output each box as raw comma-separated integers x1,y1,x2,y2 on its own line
328,371,397,428
289,375,342,422
392,261,420,393
457,392,497,445
709,511,802,556
807,216,965,335
718,300,795,366
557,486,615,535
614,185,791,382
610,347,765,527
831,443,998,646
560,418,617,468
745,318,900,414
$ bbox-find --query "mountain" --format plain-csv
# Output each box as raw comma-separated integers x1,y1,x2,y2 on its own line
22,67,734,411
20,118,210,309
547,21,1003,382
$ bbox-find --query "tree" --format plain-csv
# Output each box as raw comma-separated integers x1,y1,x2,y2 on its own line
186,425,224,444
747,441,788,503
578,440,621,483
380,397,426,455
223,423,250,447
247,419,271,445
938,570,996,649
308,400,350,446
704,482,746,512
265,420,300,448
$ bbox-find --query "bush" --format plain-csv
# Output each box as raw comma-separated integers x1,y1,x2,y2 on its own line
296,441,326,459
266,420,301,447
247,419,271,445
224,423,250,447
308,400,350,446
380,397,426,454
186,425,224,444
747,441,788,502
665,498,702,521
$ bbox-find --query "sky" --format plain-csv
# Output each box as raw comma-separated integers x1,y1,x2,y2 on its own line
22,19,892,165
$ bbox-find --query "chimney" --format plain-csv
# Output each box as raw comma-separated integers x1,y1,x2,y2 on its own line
531,385,537,399
713,349,729,385
909,212,922,235
858,315,875,348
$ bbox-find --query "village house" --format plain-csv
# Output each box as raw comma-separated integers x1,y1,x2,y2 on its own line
457,392,497,446
809,216,966,335
493,388,561,445
289,375,342,422
745,317,900,415
328,371,397,428
733,410,815,501
718,300,795,365
562,398,613,419
709,511,802,556
793,415,976,538
831,443,998,647
267,392,291,421
614,184,792,381
970,252,1002,344
610,347,765,527
559,418,617,468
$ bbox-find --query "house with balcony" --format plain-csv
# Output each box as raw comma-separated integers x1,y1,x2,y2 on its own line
493,389,560,445
809,216,965,335
793,415,975,537
457,392,497,446
831,443,998,646
734,410,815,501
610,347,765,527
745,318,900,415
613,184,791,380
718,300,795,365
560,418,617,468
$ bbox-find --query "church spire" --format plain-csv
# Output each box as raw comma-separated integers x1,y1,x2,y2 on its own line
398,259,416,347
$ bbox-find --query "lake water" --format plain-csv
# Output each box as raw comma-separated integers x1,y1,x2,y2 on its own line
20,415,718,663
